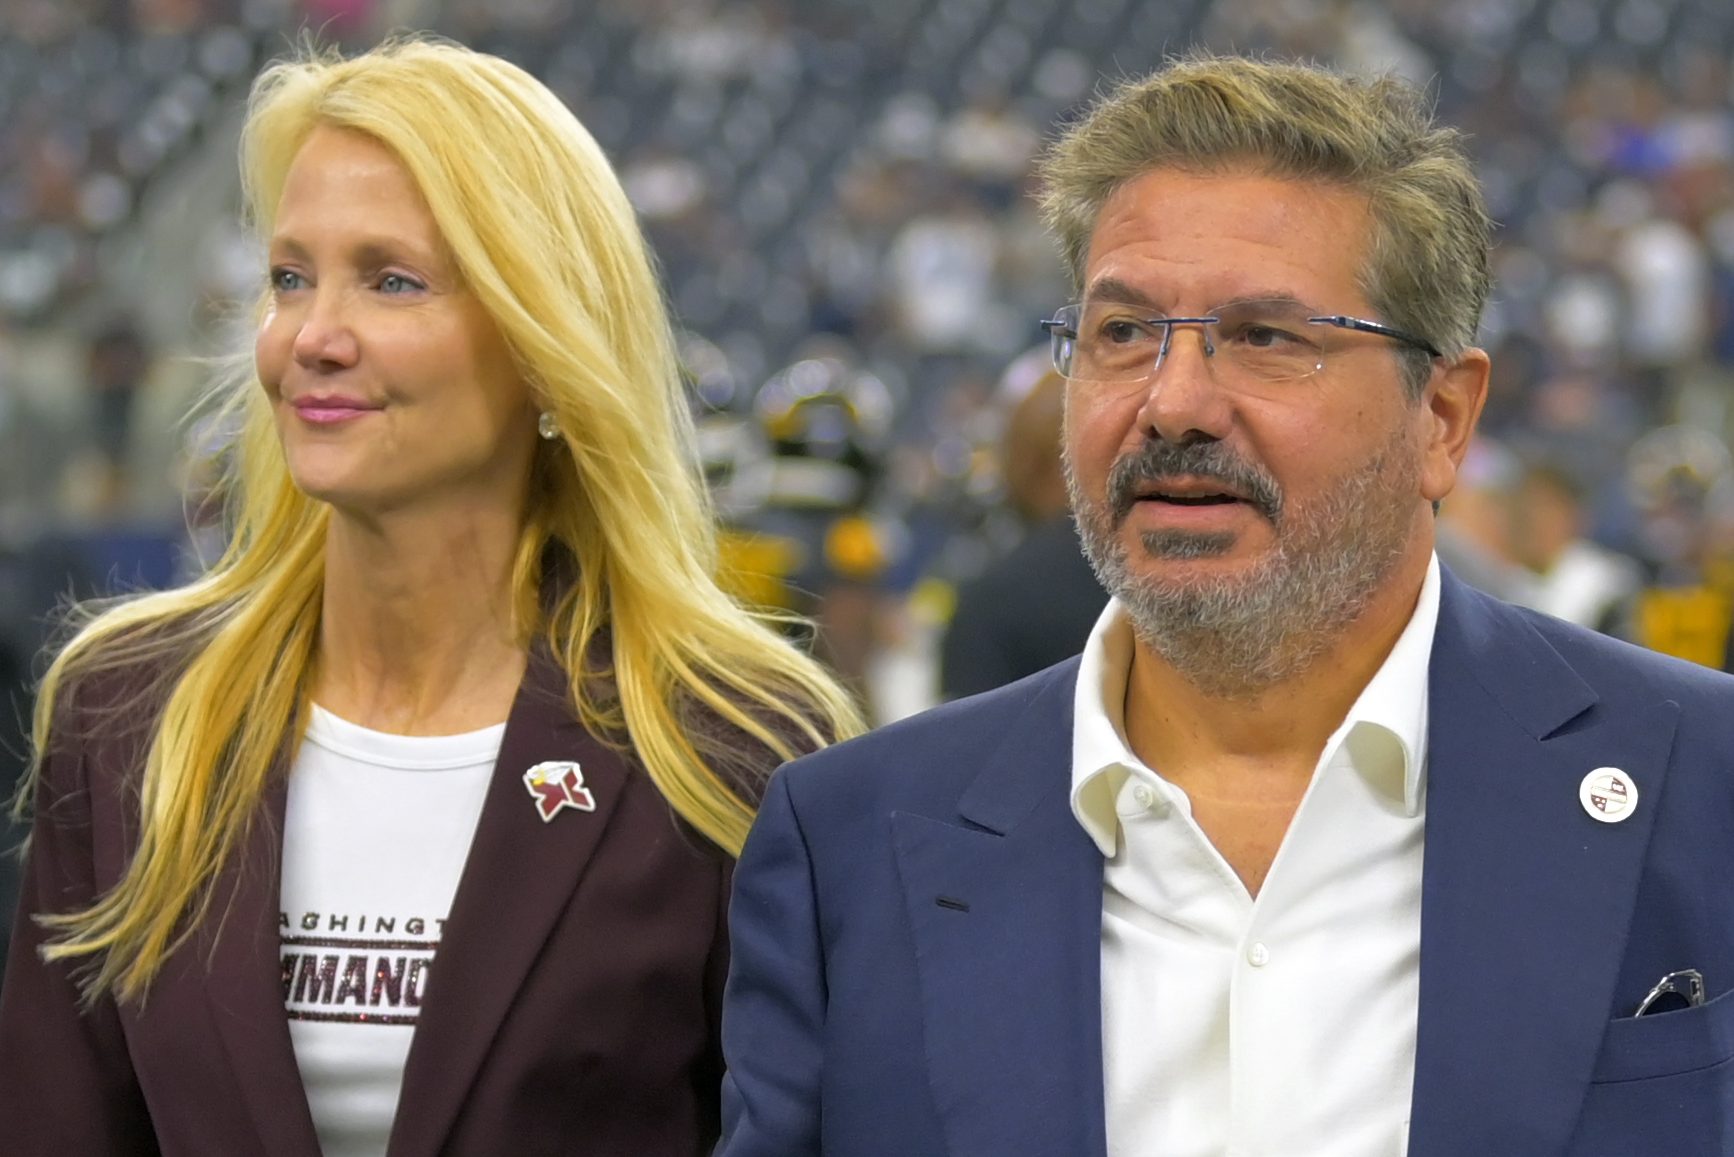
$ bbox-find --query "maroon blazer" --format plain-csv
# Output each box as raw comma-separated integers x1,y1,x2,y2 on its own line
0,652,751,1156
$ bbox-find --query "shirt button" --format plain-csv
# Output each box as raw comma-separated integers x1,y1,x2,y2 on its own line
1247,942,1271,967
1131,783,1156,810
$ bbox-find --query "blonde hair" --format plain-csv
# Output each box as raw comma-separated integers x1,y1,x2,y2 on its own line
24,35,863,1004
1036,53,1492,392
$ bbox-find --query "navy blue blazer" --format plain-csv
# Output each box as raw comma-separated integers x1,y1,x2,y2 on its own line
719,569,1734,1156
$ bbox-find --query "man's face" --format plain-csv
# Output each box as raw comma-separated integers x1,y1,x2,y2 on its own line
1061,167,1468,691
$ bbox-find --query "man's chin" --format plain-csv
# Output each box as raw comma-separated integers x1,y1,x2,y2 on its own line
1133,528,1242,562
1120,542,1279,599
1115,563,1279,618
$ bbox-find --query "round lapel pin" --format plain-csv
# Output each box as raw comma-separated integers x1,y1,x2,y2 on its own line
1579,767,1637,823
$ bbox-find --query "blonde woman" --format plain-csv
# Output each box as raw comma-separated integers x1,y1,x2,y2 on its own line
0,37,860,1157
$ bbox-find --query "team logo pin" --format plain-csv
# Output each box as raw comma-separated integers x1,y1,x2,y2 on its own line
1579,766,1637,824
523,760,596,822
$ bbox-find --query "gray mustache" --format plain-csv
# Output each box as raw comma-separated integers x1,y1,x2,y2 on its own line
1107,440,1283,524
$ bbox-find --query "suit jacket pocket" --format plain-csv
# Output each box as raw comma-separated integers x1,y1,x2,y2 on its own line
1592,982,1734,1083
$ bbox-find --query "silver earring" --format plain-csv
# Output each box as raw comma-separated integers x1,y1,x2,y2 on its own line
537,412,560,441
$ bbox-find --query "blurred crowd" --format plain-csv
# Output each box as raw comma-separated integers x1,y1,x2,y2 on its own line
4,0,1734,766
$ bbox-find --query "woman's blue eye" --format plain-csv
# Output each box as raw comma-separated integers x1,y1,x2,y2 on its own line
270,268,304,291
379,273,422,294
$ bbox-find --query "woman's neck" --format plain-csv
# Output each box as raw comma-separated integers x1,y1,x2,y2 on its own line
313,505,530,735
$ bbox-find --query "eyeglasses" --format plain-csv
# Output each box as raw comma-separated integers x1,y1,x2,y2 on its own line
1039,298,1442,395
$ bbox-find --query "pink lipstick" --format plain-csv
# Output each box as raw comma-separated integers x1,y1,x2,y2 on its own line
291,395,380,425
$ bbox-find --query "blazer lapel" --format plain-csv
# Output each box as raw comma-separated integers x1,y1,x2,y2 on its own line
198,766,326,1157
387,655,629,1157
1408,576,1677,1156
892,664,1108,1157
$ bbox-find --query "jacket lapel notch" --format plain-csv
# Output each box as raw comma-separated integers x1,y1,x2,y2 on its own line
1438,570,1598,740
953,660,1081,836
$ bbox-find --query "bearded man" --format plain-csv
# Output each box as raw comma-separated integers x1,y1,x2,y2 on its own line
718,53,1734,1157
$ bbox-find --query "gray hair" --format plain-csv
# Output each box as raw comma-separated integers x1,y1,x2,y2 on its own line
1036,53,1493,395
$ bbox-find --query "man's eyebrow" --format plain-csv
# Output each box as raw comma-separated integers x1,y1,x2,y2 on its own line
1082,281,1318,313
1082,277,1163,309
1212,292,1308,310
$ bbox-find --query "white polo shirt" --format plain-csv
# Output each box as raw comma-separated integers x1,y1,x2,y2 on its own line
1071,556,1439,1157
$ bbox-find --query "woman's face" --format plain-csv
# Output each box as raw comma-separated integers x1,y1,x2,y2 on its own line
256,125,537,522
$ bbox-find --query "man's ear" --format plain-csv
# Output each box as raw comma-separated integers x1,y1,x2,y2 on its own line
1418,348,1490,503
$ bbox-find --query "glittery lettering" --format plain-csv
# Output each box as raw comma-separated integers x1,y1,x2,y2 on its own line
294,954,339,1004
282,934,437,952
372,957,407,1006
287,1009,417,1026
405,958,430,1007
280,910,447,1024
335,955,368,1005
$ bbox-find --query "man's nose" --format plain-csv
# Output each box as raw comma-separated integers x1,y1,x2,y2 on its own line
1151,319,1218,380
1136,320,1232,445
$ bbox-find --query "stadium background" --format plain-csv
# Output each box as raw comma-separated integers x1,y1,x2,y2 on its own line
2,0,1733,958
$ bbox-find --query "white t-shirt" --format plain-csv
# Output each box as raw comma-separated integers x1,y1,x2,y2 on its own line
280,705,501,1157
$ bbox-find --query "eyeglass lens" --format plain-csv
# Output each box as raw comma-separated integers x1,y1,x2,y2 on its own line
1053,300,1330,386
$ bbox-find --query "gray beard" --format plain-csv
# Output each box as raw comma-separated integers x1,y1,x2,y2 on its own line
1067,431,1418,699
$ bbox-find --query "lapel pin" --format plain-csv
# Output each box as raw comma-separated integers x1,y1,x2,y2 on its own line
1579,766,1638,824
523,760,597,822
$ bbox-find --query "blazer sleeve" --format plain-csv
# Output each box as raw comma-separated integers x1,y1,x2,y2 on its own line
716,769,825,1157
0,696,158,1154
